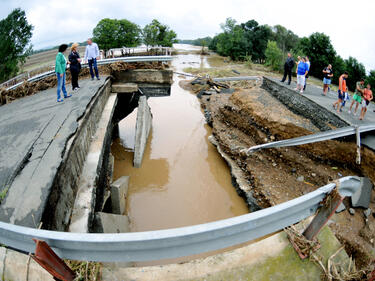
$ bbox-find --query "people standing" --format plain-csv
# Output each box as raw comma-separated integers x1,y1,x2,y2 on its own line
359,84,373,120
322,64,333,96
348,79,365,115
68,43,81,91
294,57,308,94
332,72,348,113
280,52,294,85
55,44,71,102
84,38,100,80
303,56,310,90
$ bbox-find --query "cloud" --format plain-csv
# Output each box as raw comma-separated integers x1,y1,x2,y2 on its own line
0,0,374,70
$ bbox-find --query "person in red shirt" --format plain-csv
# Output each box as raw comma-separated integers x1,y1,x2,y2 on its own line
333,72,348,113
359,84,373,120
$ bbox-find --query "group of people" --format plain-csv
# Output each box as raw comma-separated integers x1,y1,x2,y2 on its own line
54,38,101,102
280,53,310,94
281,54,373,120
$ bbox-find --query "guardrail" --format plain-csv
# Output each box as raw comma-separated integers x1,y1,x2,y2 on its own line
245,125,375,154
0,176,360,262
5,56,173,91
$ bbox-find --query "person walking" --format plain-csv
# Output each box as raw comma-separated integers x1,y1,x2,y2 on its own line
84,38,100,80
68,43,82,91
294,57,308,94
322,64,333,96
359,84,373,120
280,52,294,85
348,78,365,115
333,72,348,113
55,44,71,102
303,56,310,90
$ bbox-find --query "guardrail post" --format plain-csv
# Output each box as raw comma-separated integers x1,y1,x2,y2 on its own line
31,239,75,281
356,126,361,164
302,188,344,241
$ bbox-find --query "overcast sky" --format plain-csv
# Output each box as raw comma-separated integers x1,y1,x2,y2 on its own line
1,0,374,71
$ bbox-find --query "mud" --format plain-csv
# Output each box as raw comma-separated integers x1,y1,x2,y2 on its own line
0,62,165,105
184,78,375,269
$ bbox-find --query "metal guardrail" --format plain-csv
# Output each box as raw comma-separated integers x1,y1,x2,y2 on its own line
245,125,375,154
5,56,173,91
0,176,360,262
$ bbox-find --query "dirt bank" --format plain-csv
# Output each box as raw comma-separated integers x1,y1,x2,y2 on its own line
181,78,375,271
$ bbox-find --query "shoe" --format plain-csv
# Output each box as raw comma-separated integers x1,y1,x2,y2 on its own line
97,77,100,80
300,90,303,94
57,98,64,102
354,112,357,116
287,82,291,85
64,94,72,98
280,80,284,82
73,88,79,91
91,77,94,81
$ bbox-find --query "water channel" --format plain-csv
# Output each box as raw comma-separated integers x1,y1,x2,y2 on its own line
111,45,248,236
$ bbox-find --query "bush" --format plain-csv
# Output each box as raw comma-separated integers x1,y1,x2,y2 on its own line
265,41,283,71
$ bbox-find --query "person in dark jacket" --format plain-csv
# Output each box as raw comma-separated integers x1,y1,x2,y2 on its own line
68,43,81,91
280,52,294,85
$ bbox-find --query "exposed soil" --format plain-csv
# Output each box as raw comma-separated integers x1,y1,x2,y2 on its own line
0,61,166,105
181,78,375,271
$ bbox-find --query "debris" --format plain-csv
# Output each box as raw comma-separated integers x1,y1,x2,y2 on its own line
232,69,241,75
291,168,297,174
311,173,316,177
336,202,346,213
297,176,304,182
351,177,372,208
349,208,355,215
364,208,372,218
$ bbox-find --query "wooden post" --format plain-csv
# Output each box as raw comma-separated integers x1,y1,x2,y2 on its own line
302,188,344,241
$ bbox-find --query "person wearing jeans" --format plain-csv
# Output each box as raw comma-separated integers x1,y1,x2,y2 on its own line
55,44,71,102
84,38,100,80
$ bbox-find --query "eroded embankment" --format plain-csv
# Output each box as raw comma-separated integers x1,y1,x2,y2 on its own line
181,78,375,269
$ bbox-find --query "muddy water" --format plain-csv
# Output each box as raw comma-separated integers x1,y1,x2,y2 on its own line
111,51,248,234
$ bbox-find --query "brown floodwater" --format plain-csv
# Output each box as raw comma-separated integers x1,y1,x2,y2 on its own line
111,52,248,234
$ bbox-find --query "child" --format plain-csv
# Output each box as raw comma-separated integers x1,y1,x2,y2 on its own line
359,84,373,120
333,72,348,113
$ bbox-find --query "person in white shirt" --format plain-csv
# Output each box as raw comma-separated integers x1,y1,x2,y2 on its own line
84,38,100,80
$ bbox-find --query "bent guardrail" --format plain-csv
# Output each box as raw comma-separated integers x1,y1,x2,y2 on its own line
0,176,360,262
5,56,173,91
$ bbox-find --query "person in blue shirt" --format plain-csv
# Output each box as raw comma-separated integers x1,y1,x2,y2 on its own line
84,38,100,80
294,57,308,94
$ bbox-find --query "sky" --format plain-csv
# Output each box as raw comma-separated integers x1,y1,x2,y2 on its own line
1,0,375,71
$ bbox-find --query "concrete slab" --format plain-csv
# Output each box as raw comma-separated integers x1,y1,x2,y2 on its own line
133,96,152,168
113,69,173,85
0,77,109,227
111,176,129,215
94,212,130,233
112,82,138,93
351,177,373,208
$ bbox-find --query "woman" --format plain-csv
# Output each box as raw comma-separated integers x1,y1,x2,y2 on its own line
55,44,71,102
294,57,308,94
68,43,81,91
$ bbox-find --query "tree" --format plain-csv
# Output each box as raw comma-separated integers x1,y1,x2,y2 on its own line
93,18,141,52
0,8,33,82
241,20,271,63
142,19,177,47
271,25,299,55
344,56,366,91
331,55,346,84
366,70,375,90
265,41,283,71
295,32,336,79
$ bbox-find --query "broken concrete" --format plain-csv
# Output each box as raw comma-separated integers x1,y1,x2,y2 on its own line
111,176,129,215
351,177,373,208
336,202,346,213
112,83,138,94
94,212,130,233
133,96,152,168
112,69,173,85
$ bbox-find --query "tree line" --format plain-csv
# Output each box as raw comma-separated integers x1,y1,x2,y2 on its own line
207,18,374,91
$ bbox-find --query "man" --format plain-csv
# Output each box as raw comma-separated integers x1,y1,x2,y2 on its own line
294,57,308,94
84,38,100,80
359,84,373,120
348,78,365,115
322,64,333,96
303,56,310,90
280,52,294,85
333,72,348,113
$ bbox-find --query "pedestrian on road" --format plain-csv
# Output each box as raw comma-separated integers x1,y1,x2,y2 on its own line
68,43,81,91
322,64,333,96
280,52,294,85
359,84,373,120
303,56,310,90
84,38,100,80
294,57,308,94
333,72,348,113
348,78,365,115
55,44,71,102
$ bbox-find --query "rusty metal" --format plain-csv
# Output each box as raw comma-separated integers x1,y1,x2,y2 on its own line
31,239,75,281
